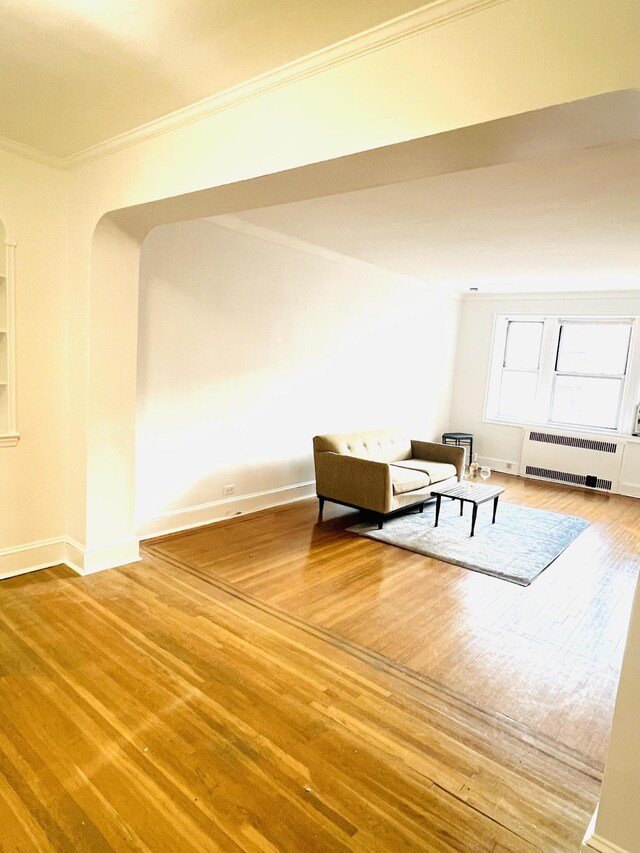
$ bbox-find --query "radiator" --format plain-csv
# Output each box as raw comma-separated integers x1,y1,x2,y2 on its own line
520,429,623,492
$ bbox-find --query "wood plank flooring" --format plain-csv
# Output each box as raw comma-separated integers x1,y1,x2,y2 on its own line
147,474,640,769
1,473,636,850
0,548,600,851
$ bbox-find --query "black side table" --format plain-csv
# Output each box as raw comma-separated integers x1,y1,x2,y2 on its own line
442,432,473,468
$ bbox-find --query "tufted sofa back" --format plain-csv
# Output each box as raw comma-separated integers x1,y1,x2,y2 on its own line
313,428,412,463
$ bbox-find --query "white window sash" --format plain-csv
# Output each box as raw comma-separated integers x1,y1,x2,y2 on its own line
485,314,639,435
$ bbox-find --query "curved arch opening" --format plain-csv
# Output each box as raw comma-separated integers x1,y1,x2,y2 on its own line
79,87,640,846
84,89,640,556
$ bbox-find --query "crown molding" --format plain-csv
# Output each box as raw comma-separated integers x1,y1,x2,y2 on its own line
0,0,507,171
0,134,66,170
63,0,507,168
461,289,640,302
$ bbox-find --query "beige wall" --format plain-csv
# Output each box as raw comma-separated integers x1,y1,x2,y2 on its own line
136,219,459,533
0,148,67,576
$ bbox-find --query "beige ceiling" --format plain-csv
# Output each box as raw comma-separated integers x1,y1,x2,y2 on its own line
0,0,424,157
217,142,640,293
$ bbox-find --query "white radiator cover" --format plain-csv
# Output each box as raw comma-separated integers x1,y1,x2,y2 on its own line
520,428,624,493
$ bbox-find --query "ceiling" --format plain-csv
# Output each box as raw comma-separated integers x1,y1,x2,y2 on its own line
11,6,629,296
0,0,424,157
212,142,640,294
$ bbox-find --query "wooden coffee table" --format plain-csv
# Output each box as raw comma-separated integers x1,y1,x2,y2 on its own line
430,482,505,537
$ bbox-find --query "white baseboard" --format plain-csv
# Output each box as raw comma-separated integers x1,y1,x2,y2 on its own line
137,480,316,540
64,538,85,574
65,538,141,576
583,832,631,853
582,808,632,853
476,455,521,476
0,537,67,580
0,536,141,581
618,481,640,499
0,482,314,581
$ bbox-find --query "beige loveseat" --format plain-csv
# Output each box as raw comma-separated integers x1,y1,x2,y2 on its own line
313,428,465,528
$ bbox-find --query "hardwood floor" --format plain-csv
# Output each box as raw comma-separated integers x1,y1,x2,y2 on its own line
147,474,640,769
0,474,636,850
0,548,599,851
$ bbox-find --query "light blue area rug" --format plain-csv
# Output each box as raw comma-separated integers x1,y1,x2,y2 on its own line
348,501,588,586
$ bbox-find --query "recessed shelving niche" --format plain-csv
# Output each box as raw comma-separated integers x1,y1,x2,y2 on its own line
0,236,18,446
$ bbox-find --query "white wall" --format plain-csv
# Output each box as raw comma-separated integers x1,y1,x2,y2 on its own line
588,579,640,853
0,148,68,577
136,219,459,534
449,292,640,483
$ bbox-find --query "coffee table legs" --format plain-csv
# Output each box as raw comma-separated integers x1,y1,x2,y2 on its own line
470,503,478,537
431,490,503,536
433,494,500,535
472,496,499,536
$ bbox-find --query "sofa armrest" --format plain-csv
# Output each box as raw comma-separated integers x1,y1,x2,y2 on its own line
314,452,392,514
410,440,465,481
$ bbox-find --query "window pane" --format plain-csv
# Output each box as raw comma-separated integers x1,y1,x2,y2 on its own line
550,375,622,430
504,321,543,370
556,323,631,375
497,370,538,421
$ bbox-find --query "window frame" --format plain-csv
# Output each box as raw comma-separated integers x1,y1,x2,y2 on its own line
485,314,639,436
547,318,632,432
496,318,545,423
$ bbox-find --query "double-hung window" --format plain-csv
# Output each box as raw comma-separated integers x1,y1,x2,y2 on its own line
486,315,636,433
549,320,631,430
496,320,543,422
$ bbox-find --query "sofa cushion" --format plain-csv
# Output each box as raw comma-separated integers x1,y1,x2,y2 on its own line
313,429,412,462
390,465,431,495
393,459,457,483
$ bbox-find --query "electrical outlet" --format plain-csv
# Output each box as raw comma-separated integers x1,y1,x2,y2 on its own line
223,484,235,496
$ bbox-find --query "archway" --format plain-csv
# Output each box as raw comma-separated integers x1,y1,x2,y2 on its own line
81,89,640,849
81,90,640,571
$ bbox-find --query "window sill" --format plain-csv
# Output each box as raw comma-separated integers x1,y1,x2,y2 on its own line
483,418,639,442
0,433,20,447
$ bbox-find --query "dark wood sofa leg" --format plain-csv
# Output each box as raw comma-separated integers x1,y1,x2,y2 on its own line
318,496,325,520
377,516,384,530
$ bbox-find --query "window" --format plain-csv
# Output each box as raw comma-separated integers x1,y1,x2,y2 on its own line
496,321,543,422
486,316,637,433
550,321,631,430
